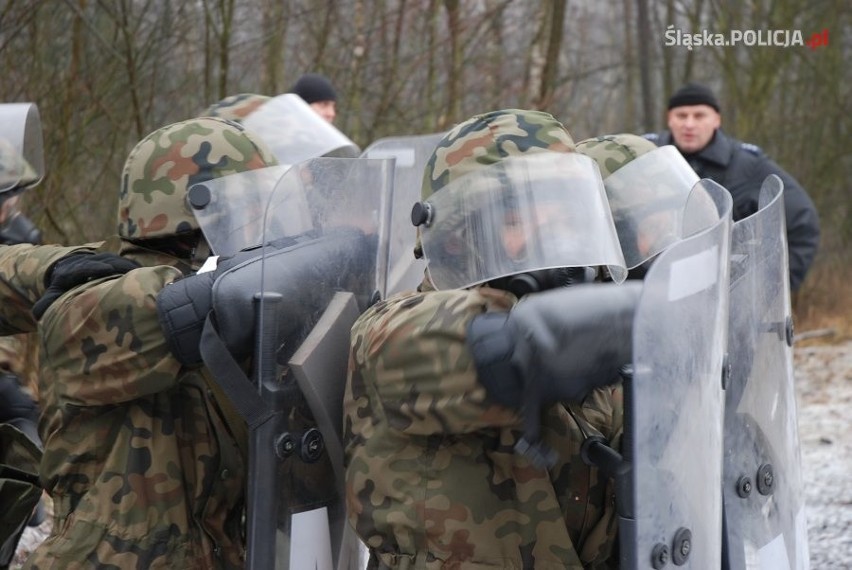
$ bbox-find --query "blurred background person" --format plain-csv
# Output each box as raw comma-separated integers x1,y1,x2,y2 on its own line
289,73,338,124
645,82,820,294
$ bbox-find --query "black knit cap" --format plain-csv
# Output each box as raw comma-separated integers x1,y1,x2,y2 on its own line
290,73,338,104
667,83,720,112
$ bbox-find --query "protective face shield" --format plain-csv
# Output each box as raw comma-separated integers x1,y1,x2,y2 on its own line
188,164,314,256
242,93,360,164
603,145,700,271
361,132,448,295
414,151,627,290
0,103,44,194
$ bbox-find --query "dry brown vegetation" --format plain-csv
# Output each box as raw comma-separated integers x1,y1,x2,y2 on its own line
795,260,852,344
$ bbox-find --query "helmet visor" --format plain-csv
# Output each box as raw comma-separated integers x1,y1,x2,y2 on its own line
420,152,627,290
242,94,359,164
603,145,700,269
189,164,313,255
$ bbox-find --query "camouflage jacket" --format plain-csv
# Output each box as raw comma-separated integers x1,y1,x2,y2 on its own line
344,288,622,569
0,334,26,375
0,240,248,569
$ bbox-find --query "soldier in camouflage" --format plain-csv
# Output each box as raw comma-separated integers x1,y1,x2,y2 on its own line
343,110,649,569
0,117,277,568
0,137,48,567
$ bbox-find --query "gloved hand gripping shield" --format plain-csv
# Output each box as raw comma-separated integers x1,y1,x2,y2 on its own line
722,174,809,570
416,151,628,290
622,179,732,569
361,132,447,295
190,157,393,570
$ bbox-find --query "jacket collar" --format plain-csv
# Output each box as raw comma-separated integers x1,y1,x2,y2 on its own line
691,129,734,167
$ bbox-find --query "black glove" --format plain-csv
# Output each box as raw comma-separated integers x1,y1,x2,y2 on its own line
156,252,259,367
32,252,141,319
468,282,642,407
467,282,642,468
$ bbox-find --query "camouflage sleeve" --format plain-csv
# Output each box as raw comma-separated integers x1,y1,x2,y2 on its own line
0,243,101,335
38,264,185,406
348,289,520,436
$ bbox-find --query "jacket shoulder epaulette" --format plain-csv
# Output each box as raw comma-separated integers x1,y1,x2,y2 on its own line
739,142,763,156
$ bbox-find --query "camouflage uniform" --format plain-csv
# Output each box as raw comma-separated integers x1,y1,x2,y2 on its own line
0,117,277,569
344,111,626,569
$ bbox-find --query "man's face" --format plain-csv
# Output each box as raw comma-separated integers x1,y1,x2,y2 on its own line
500,199,577,262
310,100,337,123
666,104,720,154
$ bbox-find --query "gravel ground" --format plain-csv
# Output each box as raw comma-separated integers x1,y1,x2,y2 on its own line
794,339,852,569
13,341,851,568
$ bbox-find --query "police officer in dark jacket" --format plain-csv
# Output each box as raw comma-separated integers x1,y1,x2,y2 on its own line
645,83,820,292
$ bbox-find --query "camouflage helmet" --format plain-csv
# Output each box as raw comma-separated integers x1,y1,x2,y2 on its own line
201,93,270,124
117,117,277,241
415,109,575,260
575,133,657,179
421,109,576,201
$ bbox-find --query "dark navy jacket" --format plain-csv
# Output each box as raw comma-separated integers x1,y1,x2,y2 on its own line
645,129,820,292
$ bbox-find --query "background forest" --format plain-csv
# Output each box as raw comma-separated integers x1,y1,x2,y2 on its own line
1,0,849,334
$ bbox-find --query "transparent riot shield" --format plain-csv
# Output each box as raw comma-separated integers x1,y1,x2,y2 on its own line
623,179,732,569
242,94,360,164
203,157,392,570
361,132,446,295
0,103,44,193
722,175,809,569
188,164,310,256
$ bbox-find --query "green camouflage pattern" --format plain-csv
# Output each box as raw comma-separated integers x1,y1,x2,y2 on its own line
0,333,39,405
0,138,39,193
117,116,276,241
415,109,576,260
0,118,279,568
346,110,621,567
201,93,270,124
575,134,657,180
344,288,623,569
0,243,101,335
0,334,26,377
421,109,576,201
0,242,249,569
